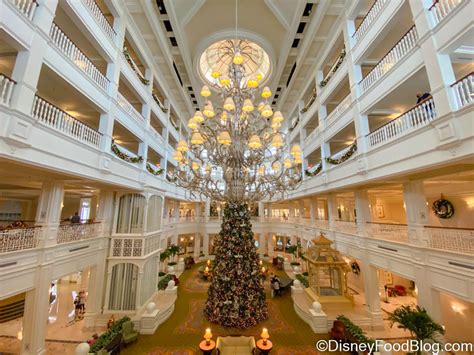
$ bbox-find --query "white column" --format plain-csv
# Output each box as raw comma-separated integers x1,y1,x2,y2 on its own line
35,181,64,247
21,264,53,355
96,190,114,234
355,190,371,236
259,233,266,257
83,249,107,328
258,201,264,221
362,262,384,330
326,195,337,231
205,200,211,222
414,266,442,323
267,234,274,257
321,142,331,172
203,233,210,256
309,198,317,224
403,181,429,246
193,233,201,259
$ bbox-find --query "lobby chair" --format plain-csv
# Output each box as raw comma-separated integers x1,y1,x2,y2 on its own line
216,336,256,354
122,320,138,345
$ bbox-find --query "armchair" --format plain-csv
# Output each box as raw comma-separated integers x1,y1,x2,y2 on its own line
122,320,138,345
216,336,256,355
394,285,407,296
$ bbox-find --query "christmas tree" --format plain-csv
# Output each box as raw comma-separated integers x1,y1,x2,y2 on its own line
204,201,268,328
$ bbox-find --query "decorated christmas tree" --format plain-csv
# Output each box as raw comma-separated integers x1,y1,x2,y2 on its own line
204,201,268,328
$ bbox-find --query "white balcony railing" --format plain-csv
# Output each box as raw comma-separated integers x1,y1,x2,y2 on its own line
352,0,389,43
117,92,144,123
10,0,37,20
320,49,346,87
111,237,144,257
360,26,418,92
426,226,473,254
32,96,102,148
366,222,409,243
149,125,165,146
429,0,463,27
49,23,109,91
451,72,473,110
0,226,40,253
334,220,358,234
326,94,352,123
82,0,116,41
0,73,16,107
367,98,436,148
305,126,320,145
57,223,101,244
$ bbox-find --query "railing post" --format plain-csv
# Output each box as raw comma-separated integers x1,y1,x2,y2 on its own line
35,181,64,247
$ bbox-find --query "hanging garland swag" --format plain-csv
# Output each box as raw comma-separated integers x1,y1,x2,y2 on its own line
146,162,164,176
305,162,323,177
432,198,454,219
325,144,357,165
111,141,143,164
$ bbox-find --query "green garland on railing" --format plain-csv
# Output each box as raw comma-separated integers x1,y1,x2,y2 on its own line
336,315,376,347
319,49,346,87
146,162,164,176
295,273,309,288
89,316,130,353
152,92,168,113
305,162,323,177
123,47,150,85
325,143,357,165
166,173,177,182
111,141,143,164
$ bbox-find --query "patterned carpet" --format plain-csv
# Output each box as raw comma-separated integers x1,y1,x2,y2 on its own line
123,262,336,355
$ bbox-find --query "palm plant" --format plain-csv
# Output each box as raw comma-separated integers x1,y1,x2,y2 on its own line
388,305,444,349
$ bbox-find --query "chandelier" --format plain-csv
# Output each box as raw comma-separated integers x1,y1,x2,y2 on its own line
171,41,302,203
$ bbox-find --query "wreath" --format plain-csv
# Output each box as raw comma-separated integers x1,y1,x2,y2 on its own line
432,198,454,219
351,261,360,275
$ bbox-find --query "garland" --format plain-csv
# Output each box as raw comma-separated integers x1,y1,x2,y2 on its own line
152,91,168,113
89,316,130,353
319,49,346,87
432,198,454,219
146,162,164,176
295,273,309,288
111,142,143,164
166,173,177,182
336,315,376,347
305,162,322,177
325,143,357,165
123,47,150,85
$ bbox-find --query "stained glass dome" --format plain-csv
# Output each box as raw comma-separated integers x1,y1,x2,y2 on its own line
199,39,271,87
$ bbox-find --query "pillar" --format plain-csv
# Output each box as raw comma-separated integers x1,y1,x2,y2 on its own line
259,233,266,257
326,194,337,231
415,266,442,323
258,201,264,221
35,181,64,247
83,249,108,328
321,142,331,172
205,199,211,222
203,233,210,256
193,233,201,259
355,190,371,236
267,234,275,257
310,198,317,223
403,181,429,246
362,262,384,329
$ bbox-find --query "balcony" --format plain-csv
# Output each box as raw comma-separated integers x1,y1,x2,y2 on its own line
326,143,357,166
429,0,463,27
123,49,149,86
117,92,145,124
451,72,473,110
81,0,116,42
31,96,102,148
426,226,473,254
10,0,37,20
0,73,16,107
57,222,102,244
110,231,161,258
49,23,109,91
366,98,436,148
319,49,346,89
110,141,143,165
359,26,418,93
0,226,40,254
352,0,389,43
366,222,409,243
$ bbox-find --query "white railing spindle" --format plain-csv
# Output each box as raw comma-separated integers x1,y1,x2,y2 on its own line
81,0,116,41
57,223,101,244
10,0,37,20
117,92,145,123
0,227,40,253
429,0,463,26
352,0,389,43
0,74,16,107
451,72,473,110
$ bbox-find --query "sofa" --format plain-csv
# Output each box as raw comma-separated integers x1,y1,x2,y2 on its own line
216,336,256,355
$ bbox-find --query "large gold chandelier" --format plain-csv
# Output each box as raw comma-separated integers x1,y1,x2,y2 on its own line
171,41,302,202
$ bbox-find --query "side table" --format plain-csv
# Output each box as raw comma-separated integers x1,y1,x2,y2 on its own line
199,339,216,354
256,339,273,354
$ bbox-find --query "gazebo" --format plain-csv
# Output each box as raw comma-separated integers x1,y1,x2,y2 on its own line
304,233,353,307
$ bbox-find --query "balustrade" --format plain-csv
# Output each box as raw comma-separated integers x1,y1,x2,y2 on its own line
326,94,352,123
334,220,358,234
305,127,320,145
10,0,37,20
367,98,436,148
451,72,473,110
360,26,418,92
111,237,143,257
320,49,346,87
0,226,40,253
429,0,463,26
352,0,389,43
0,73,16,107
82,0,116,41
50,23,109,90
57,222,101,244
116,92,145,123
426,226,473,254
366,222,409,243
32,96,102,148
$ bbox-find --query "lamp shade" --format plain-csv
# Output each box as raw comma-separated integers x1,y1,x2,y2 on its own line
193,111,204,123
261,87,272,99
233,50,244,65
172,150,183,161
272,161,281,171
261,328,270,343
220,111,228,122
290,144,301,156
200,85,211,97
187,117,198,130
218,131,232,145
192,161,200,171
258,166,265,175
204,328,213,344
177,140,189,152
284,158,292,168
203,102,215,118
223,97,235,111
271,133,284,148
261,105,273,118
257,102,265,112
211,70,220,79
191,132,204,145
242,99,254,112
220,76,230,86
248,135,262,149
247,77,258,88
271,121,281,129
272,111,284,122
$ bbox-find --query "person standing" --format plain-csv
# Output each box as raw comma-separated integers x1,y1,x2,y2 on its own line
71,212,81,224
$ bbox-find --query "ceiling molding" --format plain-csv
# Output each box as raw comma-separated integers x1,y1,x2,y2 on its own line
180,0,207,28
264,0,290,29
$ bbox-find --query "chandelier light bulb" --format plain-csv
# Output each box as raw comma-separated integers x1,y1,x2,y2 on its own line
220,111,228,122
172,150,183,161
284,158,292,168
205,164,212,173
258,166,265,175
203,102,215,117
271,120,281,129
177,140,189,152
218,131,232,145
261,87,272,99
272,161,281,171
248,135,262,149
256,73,263,81
272,133,284,148
220,76,230,86
242,99,254,112
193,111,204,123
187,117,198,130
191,132,205,145
290,144,301,156
211,70,220,79
261,104,273,117
200,85,211,97
294,156,303,164
247,77,258,88
223,97,236,111
233,50,244,65
192,161,200,171
272,111,284,123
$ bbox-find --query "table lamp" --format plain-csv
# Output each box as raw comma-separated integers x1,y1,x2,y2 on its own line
204,328,212,345
261,328,270,345
207,259,211,266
